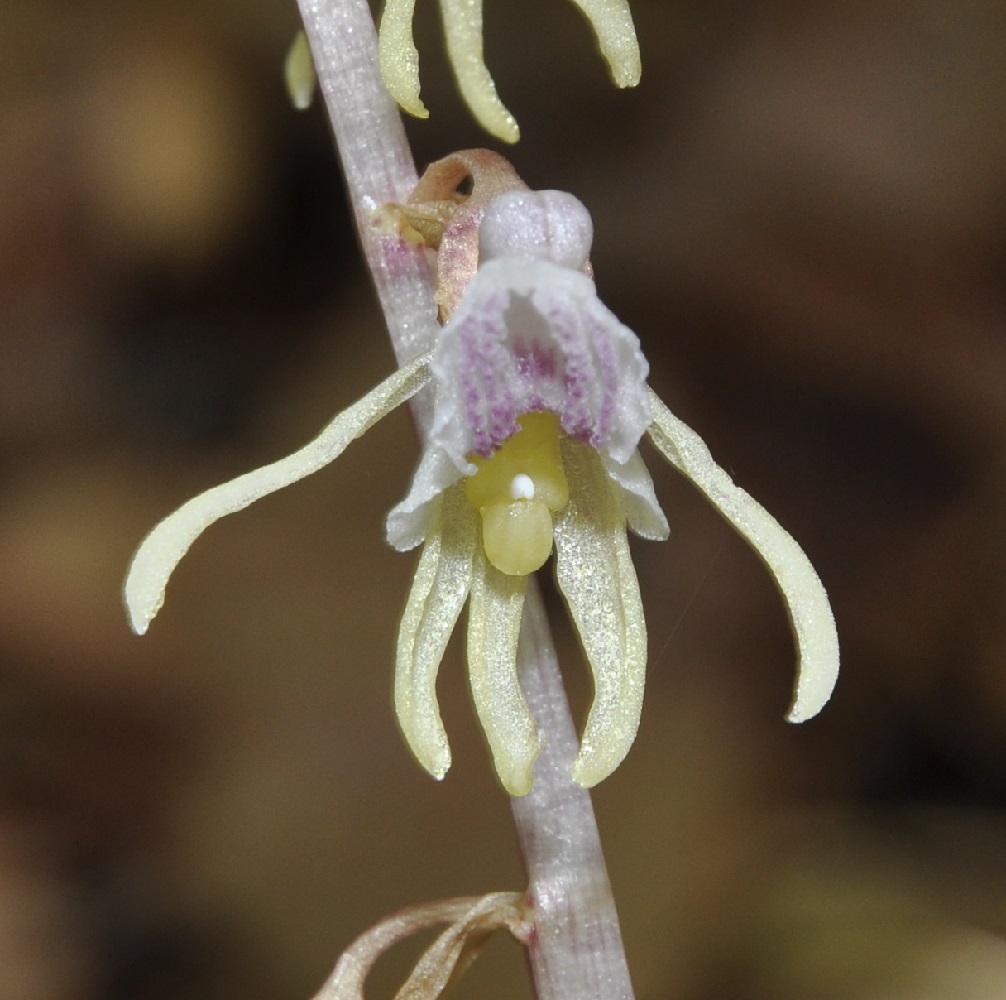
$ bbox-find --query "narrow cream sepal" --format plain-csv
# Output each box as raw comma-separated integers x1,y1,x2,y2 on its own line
646,388,839,722
378,0,430,119
440,0,519,142
395,487,477,780
124,354,432,635
566,0,641,87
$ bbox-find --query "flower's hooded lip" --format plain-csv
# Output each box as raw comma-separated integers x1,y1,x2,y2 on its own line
123,352,433,636
439,191,653,468
387,190,666,552
429,263,653,464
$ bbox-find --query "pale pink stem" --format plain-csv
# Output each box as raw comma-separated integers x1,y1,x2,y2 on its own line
297,0,439,380
512,582,635,1000
295,4,636,999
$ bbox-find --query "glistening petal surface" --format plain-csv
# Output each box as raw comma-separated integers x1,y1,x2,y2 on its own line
554,440,646,788
467,547,539,795
646,389,839,722
441,0,519,142
395,486,477,780
566,0,641,87
124,354,432,635
601,448,669,541
378,0,429,118
428,256,652,469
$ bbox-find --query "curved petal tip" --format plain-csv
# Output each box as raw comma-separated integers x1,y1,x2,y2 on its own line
785,601,840,723
646,388,840,726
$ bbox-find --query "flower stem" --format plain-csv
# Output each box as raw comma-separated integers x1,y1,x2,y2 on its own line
512,581,635,1000
296,0,440,373
295,4,635,999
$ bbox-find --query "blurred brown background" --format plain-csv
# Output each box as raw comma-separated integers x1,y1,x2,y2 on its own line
2,0,1006,997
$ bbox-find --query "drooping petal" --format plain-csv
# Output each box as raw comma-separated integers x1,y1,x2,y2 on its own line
601,449,669,541
440,0,519,143
124,353,433,635
566,0,641,88
378,0,430,120
467,546,539,795
645,388,839,722
395,486,477,781
554,439,647,789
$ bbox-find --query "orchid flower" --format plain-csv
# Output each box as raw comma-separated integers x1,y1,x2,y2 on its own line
377,0,641,142
124,188,838,797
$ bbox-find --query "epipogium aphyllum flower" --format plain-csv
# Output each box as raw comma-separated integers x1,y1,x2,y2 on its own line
124,188,839,797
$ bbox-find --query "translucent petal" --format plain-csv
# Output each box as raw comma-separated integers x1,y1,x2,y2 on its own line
440,0,519,143
566,0,641,87
467,547,539,795
387,444,466,552
646,388,839,722
124,353,432,635
601,449,669,541
554,440,646,788
378,0,430,119
395,486,477,781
